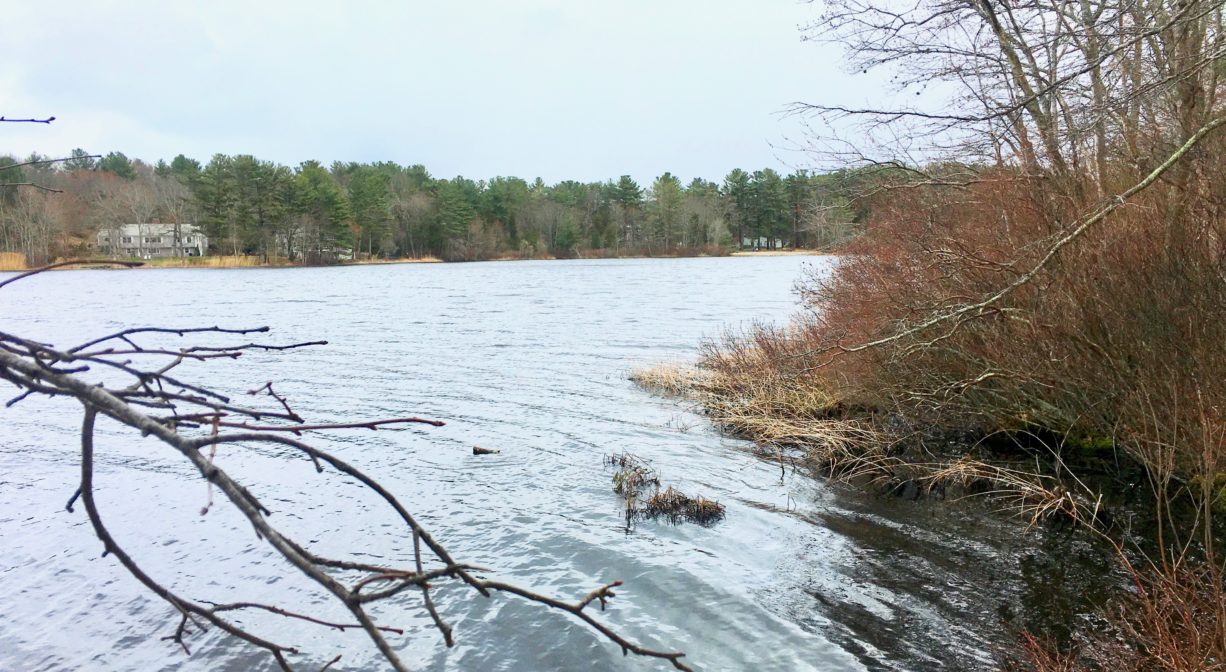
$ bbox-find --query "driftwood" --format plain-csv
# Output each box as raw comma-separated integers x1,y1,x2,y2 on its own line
0,260,692,671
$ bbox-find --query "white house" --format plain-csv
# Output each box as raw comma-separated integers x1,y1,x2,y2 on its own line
97,223,208,259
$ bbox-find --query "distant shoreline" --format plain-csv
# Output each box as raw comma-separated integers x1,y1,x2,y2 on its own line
0,249,832,273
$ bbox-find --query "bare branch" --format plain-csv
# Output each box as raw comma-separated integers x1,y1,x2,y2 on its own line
0,182,63,193
0,115,55,124
0,319,691,671
0,259,143,290
0,154,101,171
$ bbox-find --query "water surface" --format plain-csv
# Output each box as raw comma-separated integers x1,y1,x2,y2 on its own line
0,257,1106,671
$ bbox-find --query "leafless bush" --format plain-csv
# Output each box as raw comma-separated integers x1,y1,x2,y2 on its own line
706,0,1226,662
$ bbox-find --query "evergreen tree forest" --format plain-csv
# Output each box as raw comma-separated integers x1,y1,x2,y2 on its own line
0,150,867,264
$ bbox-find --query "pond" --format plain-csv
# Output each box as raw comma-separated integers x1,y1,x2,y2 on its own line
0,257,1110,671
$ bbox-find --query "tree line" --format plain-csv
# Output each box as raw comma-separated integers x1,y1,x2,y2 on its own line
0,149,870,264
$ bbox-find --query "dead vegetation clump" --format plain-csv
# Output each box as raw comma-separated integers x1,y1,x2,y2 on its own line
606,452,660,501
604,452,726,528
643,487,727,526
628,363,712,398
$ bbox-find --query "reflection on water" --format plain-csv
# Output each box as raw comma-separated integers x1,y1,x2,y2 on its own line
0,257,1107,671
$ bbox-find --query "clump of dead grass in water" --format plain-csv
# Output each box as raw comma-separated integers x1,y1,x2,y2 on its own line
628,363,712,398
644,486,726,526
603,452,725,528
605,452,660,504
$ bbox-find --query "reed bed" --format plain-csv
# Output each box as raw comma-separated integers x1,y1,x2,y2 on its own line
140,255,293,268
0,252,27,271
628,362,713,397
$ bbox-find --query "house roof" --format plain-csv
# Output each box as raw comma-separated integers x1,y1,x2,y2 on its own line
98,223,205,237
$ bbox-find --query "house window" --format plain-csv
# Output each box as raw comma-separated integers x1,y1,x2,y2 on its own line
145,236,162,244
121,236,133,243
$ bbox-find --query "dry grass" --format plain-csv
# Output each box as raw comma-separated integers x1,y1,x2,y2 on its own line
643,486,726,526
349,256,443,265
628,363,712,397
693,341,898,482
0,252,27,271
606,452,660,502
728,249,830,257
920,457,1094,528
139,255,293,268
631,357,895,482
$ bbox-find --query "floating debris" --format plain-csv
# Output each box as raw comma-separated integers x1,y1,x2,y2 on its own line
606,452,659,496
644,486,726,526
604,452,725,528
473,446,501,455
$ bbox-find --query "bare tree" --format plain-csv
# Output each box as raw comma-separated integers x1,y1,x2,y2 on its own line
0,188,54,264
154,174,196,258
798,0,1226,190
0,260,693,671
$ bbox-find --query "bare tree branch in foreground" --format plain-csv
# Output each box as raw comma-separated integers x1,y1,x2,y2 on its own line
0,260,692,671
0,115,56,124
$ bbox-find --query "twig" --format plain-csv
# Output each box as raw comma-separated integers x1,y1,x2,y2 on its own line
0,259,143,290
478,579,693,671
205,601,404,634
0,182,63,193
248,382,304,422
213,417,445,433
69,326,273,354
0,116,55,124
0,154,101,171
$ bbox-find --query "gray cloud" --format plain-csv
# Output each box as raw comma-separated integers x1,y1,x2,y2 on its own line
3,0,864,183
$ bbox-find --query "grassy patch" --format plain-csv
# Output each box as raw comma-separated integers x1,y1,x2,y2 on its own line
628,362,712,397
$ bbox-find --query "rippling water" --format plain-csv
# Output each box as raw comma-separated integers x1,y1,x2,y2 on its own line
0,257,1110,671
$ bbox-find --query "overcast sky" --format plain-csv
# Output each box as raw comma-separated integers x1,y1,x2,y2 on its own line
3,1,876,184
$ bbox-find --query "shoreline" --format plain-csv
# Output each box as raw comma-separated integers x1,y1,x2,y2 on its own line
0,248,833,273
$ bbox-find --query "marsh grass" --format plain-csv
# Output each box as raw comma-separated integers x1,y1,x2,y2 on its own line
0,252,26,271
138,255,292,268
644,487,726,526
628,363,712,398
